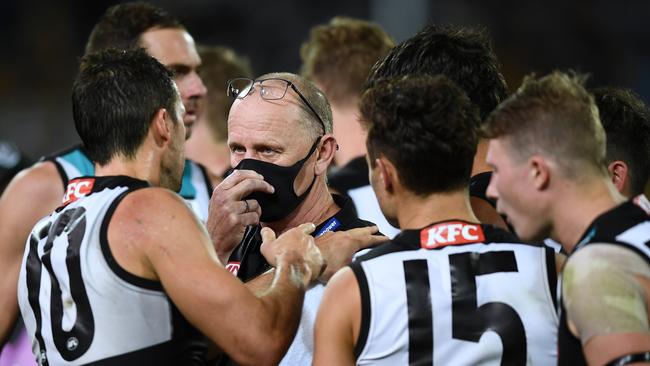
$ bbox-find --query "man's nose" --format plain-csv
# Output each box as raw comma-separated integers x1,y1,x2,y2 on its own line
184,71,207,99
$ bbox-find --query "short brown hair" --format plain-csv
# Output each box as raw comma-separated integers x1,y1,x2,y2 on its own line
198,46,253,142
483,71,607,178
300,17,394,106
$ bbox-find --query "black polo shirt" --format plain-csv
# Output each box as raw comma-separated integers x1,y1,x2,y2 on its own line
226,194,376,282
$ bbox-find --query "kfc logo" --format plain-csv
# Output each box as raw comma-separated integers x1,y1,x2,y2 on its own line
226,262,240,276
62,178,95,205
420,221,485,249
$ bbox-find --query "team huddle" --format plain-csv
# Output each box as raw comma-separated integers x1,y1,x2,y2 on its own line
1,2,650,366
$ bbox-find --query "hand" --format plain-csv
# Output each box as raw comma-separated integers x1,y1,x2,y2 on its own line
207,170,274,263
260,223,324,286
315,226,387,283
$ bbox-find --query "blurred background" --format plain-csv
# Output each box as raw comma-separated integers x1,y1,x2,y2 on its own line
1,0,649,159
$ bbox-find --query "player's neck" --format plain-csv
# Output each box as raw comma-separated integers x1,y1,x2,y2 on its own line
332,104,367,167
396,188,479,230
551,176,626,253
263,179,339,235
471,139,492,176
95,153,159,185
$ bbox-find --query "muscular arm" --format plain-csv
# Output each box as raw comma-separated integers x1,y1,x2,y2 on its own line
313,267,360,366
562,244,650,365
243,225,386,293
0,162,63,346
109,188,319,366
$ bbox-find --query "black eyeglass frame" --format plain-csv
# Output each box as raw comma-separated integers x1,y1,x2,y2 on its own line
227,77,326,135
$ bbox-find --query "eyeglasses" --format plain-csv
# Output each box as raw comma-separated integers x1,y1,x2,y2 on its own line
227,77,326,135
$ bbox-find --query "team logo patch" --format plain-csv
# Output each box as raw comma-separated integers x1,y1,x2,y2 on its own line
420,221,485,249
226,262,240,276
62,178,95,205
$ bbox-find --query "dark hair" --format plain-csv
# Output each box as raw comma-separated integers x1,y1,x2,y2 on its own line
198,45,253,142
592,87,650,195
85,2,183,55
300,16,394,106
72,48,178,165
360,75,480,194
366,24,507,120
483,71,606,178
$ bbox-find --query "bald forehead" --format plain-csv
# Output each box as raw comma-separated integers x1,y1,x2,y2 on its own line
138,28,201,67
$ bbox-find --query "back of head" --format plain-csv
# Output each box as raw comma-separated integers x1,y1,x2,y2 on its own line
85,1,183,55
257,72,333,140
483,71,607,179
300,16,394,106
198,46,253,142
360,74,480,195
73,48,177,165
591,87,650,196
366,24,507,120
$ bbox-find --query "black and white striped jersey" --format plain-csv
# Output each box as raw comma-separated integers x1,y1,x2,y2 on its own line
17,176,203,365
352,220,559,365
558,197,650,366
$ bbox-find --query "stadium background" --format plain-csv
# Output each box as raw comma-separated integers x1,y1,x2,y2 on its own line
1,0,648,159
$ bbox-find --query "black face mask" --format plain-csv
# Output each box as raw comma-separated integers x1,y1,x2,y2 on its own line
233,138,320,222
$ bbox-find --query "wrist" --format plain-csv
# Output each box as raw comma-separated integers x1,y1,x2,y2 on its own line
277,250,311,288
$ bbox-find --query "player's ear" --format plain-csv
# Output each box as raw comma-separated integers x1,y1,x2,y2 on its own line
608,160,628,193
376,157,397,194
151,108,171,147
529,155,550,191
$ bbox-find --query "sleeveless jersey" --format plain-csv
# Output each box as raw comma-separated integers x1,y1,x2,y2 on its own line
558,198,650,366
43,144,212,222
328,157,400,238
353,220,559,365
17,176,203,365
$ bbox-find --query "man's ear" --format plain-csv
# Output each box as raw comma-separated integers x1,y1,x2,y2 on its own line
529,155,551,191
608,160,628,193
314,134,337,176
376,157,397,194
151,108,171,147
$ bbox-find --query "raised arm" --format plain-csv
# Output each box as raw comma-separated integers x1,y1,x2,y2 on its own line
0,162,63,346
562,244,650,365
109,188,322,366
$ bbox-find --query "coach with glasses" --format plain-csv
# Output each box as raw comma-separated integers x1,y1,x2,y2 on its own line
208,73,384,365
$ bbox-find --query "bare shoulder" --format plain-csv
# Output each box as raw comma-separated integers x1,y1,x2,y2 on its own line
321,267,361,333
565,244,650,281
1,161,63,205
111,187,204,242
108,187,212,280
0,161,63,248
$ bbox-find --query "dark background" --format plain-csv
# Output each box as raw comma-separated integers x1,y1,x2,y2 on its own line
1,0,649,159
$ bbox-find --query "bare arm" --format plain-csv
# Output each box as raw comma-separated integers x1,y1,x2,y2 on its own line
562,244,650,365
313,267,360,366
243,225,386,293
0,162,63,346
109,188,322,366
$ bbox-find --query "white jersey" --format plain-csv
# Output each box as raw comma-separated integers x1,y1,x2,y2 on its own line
45,145,212,222
352,220,558,365
17,176,198,365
